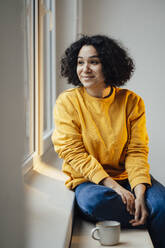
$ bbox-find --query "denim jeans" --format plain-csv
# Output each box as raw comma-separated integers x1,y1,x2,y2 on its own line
75,176,165,248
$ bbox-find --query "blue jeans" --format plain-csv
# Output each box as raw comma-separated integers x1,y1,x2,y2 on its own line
75,176,165,248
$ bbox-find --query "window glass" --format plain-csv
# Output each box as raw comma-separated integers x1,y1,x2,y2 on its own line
43,0,56,136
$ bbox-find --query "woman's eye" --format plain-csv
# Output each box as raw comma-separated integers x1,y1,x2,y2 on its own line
90,60,99,64
77,61,84,65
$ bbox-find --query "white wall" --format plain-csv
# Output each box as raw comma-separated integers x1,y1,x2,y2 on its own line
81,0,165,184
0,0,25,247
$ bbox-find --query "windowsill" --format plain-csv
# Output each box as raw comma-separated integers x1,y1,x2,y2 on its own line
24,147,75,248
71,215,153,248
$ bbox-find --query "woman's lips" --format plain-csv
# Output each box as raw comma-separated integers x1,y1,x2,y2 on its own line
82,76,95,79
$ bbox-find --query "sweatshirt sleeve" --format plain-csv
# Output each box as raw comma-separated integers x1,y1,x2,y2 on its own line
125,95,151,190
51,93,109,184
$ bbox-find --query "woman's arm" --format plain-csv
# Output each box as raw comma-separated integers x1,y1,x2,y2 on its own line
125,96,151,190
52,93,109,185
125,96,151,226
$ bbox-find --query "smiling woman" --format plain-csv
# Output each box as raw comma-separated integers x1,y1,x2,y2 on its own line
52,35,165,248
61,35,134,88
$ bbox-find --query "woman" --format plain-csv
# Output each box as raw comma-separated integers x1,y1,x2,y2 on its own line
52,35,165,248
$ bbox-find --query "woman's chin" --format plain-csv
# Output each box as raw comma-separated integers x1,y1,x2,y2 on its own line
82,81,95,88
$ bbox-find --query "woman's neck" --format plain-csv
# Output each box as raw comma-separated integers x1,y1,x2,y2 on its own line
86,86,111,98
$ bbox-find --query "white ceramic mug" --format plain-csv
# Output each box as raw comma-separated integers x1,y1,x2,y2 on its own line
91,220,120,246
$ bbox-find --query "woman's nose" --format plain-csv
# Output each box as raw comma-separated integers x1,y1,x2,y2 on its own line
83,63,91,72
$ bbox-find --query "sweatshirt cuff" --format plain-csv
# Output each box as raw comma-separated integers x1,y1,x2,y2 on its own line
91,170,110,185
130,176,152,190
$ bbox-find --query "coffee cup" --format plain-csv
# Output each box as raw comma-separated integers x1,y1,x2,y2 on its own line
91,220,120,246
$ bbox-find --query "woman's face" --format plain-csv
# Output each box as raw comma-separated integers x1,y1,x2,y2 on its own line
77,45,106,93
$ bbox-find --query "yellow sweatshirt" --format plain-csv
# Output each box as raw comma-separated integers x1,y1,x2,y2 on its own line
52,86,151,190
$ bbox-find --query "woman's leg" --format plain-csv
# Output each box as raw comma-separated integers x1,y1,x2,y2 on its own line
75,177,165,247
145,176,165,248
75,181,139,228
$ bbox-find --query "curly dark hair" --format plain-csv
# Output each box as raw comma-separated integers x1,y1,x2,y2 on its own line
61,34,135,87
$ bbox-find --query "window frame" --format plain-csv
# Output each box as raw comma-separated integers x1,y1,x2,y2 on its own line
22,0,37,174
42,0,56,153
23,0,56,174
38,0,56,155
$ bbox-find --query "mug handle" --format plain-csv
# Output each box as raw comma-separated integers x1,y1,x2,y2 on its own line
91,227,100,241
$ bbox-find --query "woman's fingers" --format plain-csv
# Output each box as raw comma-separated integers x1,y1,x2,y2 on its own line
134,203,141,221
121,194,127,205
117,188,135,215
130,214,147,226
112,184,135,215
131,210,148,226
125,192,135,215
129,198,148,226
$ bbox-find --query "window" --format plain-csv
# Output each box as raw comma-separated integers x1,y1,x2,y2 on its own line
23,0,56,172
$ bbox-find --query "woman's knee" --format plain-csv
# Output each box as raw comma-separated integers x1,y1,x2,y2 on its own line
146,176,165,217
75,182,123,219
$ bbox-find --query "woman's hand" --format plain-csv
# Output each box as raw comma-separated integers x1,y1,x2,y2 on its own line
114,184,135,215
129,184,148,226
101,177,135,215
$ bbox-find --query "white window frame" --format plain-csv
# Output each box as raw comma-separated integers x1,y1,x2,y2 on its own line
38,0,56,155
23,0,56,174
22,0,37,175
